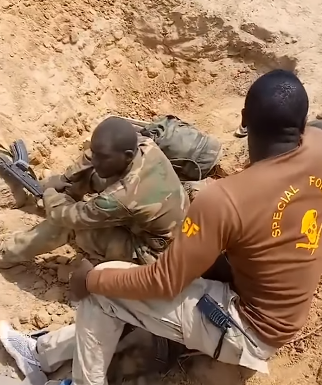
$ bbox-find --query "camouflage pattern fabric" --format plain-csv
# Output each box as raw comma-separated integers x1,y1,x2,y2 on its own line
43,135,189,260
49,148,116,202
1,134,189,266
140,115,222,181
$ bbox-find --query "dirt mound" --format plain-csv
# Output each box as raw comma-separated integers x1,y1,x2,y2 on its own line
0,0,322,383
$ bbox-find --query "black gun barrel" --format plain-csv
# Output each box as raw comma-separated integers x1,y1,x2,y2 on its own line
0,155,43,198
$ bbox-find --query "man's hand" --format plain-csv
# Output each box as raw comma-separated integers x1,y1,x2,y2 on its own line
41,175,72,193
70,259,94,301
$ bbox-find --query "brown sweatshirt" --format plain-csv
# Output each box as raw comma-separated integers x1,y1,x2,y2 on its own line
87,126,322,348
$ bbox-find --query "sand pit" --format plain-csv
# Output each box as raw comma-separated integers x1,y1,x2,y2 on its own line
0,0,322,383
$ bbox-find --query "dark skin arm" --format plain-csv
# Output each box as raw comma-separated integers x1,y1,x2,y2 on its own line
70,259,94,300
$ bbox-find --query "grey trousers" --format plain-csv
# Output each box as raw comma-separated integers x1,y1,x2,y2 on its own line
35,262,276,385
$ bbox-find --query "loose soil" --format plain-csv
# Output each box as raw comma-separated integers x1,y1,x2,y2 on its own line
0,0,322,383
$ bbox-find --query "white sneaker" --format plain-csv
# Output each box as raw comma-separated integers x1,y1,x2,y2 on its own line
0,321,41,376
234,125,248,138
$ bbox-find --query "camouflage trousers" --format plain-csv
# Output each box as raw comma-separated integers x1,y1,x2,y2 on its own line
1,219,154,265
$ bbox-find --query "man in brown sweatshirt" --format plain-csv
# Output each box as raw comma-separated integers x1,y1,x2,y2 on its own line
2,69,321,385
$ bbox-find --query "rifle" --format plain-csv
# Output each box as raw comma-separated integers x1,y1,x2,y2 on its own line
0,139,43,198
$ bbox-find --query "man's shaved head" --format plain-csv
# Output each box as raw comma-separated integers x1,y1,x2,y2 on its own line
242,69,309,162
92,117,138,153
91,117,138,178
243,69,308,135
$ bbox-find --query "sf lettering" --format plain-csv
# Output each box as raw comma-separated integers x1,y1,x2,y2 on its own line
182,217,200,237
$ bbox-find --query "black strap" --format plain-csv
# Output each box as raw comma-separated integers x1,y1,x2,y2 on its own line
153,335,187,374
214,330,227,360
119,324,136,341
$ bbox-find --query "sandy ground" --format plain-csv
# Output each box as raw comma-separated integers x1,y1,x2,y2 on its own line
0,0,322,383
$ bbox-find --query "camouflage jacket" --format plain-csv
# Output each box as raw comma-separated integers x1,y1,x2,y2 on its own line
60,147,113,201
43,135,189,256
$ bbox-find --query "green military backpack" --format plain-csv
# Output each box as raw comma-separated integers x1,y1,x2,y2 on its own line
140,115,222,181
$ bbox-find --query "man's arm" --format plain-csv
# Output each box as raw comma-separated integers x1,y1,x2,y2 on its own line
64,149,93,182
86,181,241,300
43,187,130,229
62,149,95,200
46,149,115,200
41,150,95,201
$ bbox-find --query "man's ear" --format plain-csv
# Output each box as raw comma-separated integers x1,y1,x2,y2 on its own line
241,108,247,128
124,150,135,163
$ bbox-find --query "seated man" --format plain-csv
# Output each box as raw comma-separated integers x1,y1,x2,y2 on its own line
0,117,189,268
2,69,320,384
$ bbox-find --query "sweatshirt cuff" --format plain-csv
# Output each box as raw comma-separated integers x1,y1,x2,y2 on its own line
86,269,102,294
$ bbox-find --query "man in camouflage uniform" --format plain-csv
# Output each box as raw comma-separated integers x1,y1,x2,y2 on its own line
0,117,189,268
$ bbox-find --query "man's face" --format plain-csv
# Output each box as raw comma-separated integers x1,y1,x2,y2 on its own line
91,144,129,179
